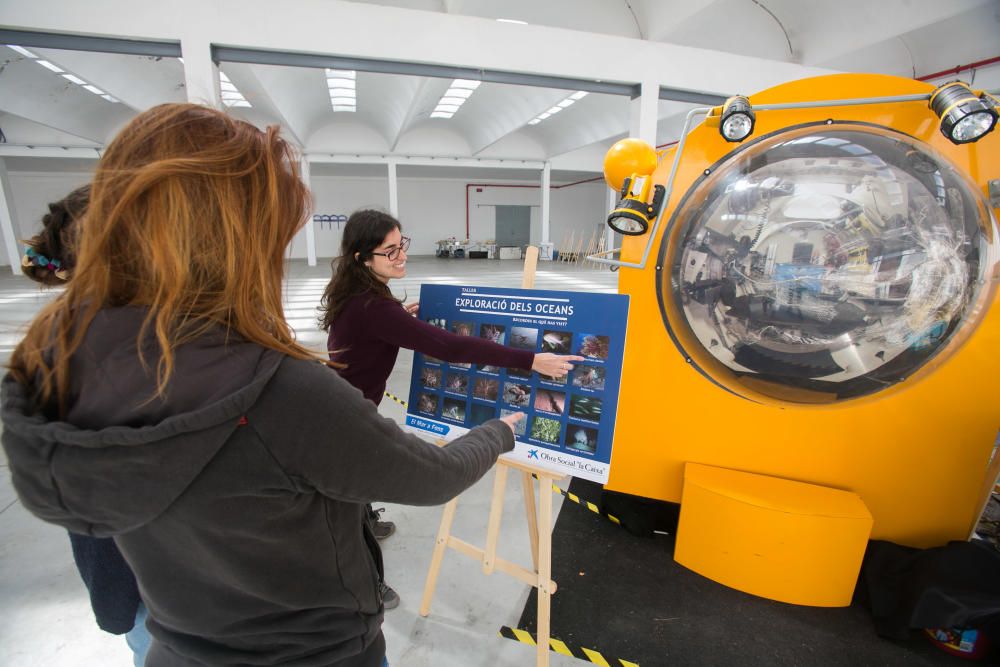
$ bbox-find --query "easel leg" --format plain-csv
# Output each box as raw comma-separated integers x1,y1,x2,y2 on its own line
420,497,458,616
522,471,539,572
536,473,555,666
483,463,509,574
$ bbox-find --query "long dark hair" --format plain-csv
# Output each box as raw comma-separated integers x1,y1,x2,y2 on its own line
22,185,90,286
317,209,402,332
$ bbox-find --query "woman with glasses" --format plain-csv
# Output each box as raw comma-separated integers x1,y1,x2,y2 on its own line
318,209,583,609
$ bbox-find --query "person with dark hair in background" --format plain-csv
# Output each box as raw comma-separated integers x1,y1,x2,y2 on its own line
317,209,582,609
2,103,523,667
20,185,88,285
21,184,152,666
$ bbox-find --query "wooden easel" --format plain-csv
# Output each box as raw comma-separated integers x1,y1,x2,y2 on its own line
420,246,567,667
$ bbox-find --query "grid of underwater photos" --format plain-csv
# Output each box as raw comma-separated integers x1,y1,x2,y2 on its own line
414,318,611,457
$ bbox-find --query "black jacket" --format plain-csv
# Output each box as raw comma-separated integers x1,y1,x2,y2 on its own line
2,308,514,666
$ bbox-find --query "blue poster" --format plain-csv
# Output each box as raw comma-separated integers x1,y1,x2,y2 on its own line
404,284,629,483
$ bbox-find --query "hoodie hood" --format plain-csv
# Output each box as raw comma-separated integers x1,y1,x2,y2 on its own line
1,307,283,537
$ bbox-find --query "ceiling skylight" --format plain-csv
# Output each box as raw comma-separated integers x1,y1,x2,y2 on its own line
527,90,587,125
431,79,481,119
219,71,251,108
5,44,120,103
325,69,356,112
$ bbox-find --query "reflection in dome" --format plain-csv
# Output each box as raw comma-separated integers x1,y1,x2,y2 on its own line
667,125,997,401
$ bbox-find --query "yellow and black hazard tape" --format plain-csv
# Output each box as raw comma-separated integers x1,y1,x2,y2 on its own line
383,391,408,407
537,475,622,527
498,626,640,666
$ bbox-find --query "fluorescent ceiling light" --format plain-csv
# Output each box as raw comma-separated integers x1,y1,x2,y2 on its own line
7,45,37,58
61,74,86,85
102,94,119,103
327,78,356,88
527,90,588,126
83,84,105,95
451,79,481,90
332,104,355,112
330,97,356,105
35,60,63,73
439,97,467,106
326,69,356,79
218,71,252,108
435,105,461,113
430,111,454,118
445,88,473,99
496,18,528,24
328,88,356,97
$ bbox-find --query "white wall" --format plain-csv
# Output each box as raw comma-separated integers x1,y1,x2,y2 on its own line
298,175,608,259
4,167,607,266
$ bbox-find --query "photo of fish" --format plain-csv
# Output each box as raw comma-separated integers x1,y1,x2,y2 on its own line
510,327,539,350
470,403,496,426
473,377,499,401
541,330,572,354
418,392,439,415
450,362,472,369
507,366,532,380
503,382,531,408
427,318,447,330
441,398,466,422
500,409,527,436
479,364,501,374
569,395,602,422
452,321,473,336
538,372,568,386
577,334,610,360
566,426,598,453
480,323,506,345
421,367,441,388
534,389,566,415
531,416,562,444
572,365,606,391
445,373,469,394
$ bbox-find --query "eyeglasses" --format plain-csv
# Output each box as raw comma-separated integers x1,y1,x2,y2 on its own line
371,236,410,261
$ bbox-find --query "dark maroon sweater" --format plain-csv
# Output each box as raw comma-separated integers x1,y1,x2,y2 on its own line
328,292,534,405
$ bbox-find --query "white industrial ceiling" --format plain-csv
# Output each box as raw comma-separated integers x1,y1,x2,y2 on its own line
0,0,997,176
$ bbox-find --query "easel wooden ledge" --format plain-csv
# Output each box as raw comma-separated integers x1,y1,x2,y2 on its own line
419,246,567,667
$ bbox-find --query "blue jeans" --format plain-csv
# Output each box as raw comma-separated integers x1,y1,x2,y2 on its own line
382,658,389,667
125,603,151,667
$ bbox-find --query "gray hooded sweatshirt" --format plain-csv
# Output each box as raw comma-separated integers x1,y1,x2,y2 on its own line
1,308,514,666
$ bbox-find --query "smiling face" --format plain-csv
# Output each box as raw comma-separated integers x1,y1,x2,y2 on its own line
365,226,408,283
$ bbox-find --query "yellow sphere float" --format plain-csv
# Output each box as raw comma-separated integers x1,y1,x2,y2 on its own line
603,137,658,192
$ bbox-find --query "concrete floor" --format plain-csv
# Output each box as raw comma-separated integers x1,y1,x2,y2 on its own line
0,256,618,667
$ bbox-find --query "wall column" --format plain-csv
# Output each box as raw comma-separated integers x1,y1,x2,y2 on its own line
0,159,22,274
630,78,659,146
300,156,316,266
387,159,399,218
181,35,221,108
540,162,551,244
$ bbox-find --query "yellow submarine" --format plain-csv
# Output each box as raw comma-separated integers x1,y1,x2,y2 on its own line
597,72,1000,606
